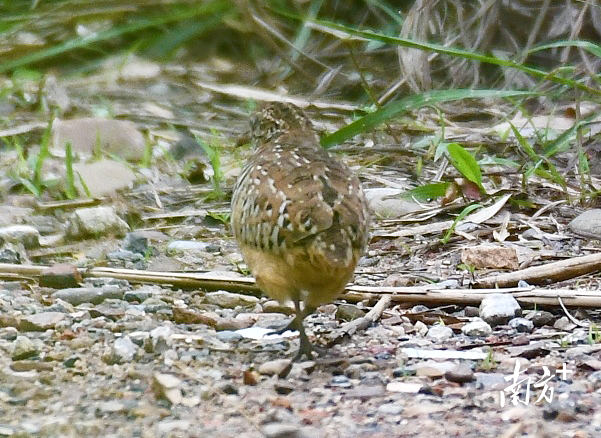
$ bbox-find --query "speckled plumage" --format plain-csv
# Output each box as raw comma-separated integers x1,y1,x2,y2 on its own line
231,102,369,359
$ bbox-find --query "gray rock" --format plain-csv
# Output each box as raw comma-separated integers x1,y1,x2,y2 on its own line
377,403,404,416
508,317,534,333
525,310,555,327
53,286,123,306
461,319,492,336
73,159,137,197
111,336,138,363
335,303,365,322
12,335,38,360
259,359,291,376
569,209,601,238
167,240,209,253
263,423,305,438
204,291,259,309
426,325,454,342
464,306,480,317
66,206,130,239
445,364,475,383
149,325,172,354
20,312,66,331
479,293,521,326
0,225,40,249
122,232,150,254
554,316,574,330
216,330,243,342
52,117,145,161
413,320,428,336
364,188,421,218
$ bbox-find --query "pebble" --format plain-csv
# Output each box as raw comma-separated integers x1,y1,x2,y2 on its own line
53,286,123,306
203,291,259,309
445,364,475,384
149,325,172,353
216,330,243,342
413,320,428,336
377,403,404,416
52,117,146,161
335,303,365,321
525,310,555,327
364,188,421,218
508,317,534,333
479,293,521,326
263,423,305,438
167,240,209,253
0,225,40,249
110,336,138,364
426,325,454,342
568,209,601,238
73,159,137,197
122,232,150,254
464,306,480,317
12,335,39,360
259,359,291,376
19,312,66,331
66,206,130,239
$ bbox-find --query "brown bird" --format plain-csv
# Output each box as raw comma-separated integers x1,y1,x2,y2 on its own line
231,102,369,360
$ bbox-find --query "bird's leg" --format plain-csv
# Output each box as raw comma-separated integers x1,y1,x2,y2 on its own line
269,299,322,361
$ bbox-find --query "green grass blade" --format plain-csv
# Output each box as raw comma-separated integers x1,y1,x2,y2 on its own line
321,89,537,148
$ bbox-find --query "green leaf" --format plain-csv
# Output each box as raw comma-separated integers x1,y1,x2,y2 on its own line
446,143,483,190
402,182,450,200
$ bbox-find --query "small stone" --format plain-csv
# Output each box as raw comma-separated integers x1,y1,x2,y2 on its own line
52,117,145,161
167,240,209,253
330,375,352,388
569,209,601,238
243,370,260,385
259,359,291,376
377,403,404,415
464,306,480,317
413,320,428,336
525,310,555,327
149,325,172,353
39,264,82,288
53,286,123,306
66,206,130,239
203,291,259,309
508,317,534,333
263,423,304,438
12,335,38,360
445,364,475,384
262,300,295,315
461,318,492,336
110,336,138,364
0,225,40,249
415,360,455,378
19,312,66,331
74,159,137,197
479,293,521,326
554,316,574,330
335,303,365,322
216,330,243,342
426,325,454,342
152,373,183,405
364,188,421,218
122,232,149,254
217,381,238,395
274,381,295,395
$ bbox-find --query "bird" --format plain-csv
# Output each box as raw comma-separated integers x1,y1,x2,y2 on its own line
230,101,370,361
